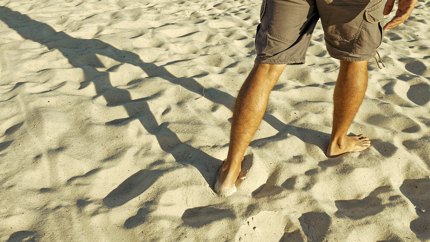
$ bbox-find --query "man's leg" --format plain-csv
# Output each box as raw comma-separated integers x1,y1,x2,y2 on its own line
327,60,371,157
215,63,285,195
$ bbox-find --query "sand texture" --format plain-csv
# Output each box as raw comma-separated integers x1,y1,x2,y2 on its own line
0,0,429,241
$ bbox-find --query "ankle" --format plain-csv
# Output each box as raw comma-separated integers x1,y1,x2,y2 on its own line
330,135,348,147
225,155,243,167
220,158,241,176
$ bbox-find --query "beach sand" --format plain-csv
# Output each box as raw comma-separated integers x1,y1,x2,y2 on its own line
0,0,429,241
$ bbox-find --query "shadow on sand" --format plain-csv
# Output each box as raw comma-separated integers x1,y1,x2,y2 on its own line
0,6,330,208
400,179,430,240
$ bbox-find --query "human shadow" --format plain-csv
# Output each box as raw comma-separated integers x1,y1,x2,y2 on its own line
0,6,219,207
1,6,331,207
252,114,330,153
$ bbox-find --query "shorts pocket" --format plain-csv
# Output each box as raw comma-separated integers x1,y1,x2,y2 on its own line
364,0,385,23
260,0,267,20
364,0,385,47
324,0,384,43
324,7,367,43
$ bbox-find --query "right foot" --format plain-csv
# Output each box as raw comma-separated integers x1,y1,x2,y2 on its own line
327,134,371,157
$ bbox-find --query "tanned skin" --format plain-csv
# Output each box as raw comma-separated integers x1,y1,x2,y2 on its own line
217,64,285,195
215,0,417,196
327,61,370,157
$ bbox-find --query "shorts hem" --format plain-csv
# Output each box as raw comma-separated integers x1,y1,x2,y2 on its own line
326,38,380,62
255,57,305,65
331,55,374,62
327,46,377,62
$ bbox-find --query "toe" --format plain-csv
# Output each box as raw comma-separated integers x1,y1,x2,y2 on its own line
357,135,370,142
361,141,371,148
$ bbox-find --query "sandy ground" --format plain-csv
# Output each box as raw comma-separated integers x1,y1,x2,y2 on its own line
0,0,429,241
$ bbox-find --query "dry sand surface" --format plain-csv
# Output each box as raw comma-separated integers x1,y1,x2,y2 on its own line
1,0,429,241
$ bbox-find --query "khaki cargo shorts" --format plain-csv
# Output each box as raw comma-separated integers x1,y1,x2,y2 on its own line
255,0,386,64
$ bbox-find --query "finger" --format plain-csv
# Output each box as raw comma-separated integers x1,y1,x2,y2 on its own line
384,16,406,30
384,9,413,30
384,6,416,29
384,0,417,30
383,0,395,15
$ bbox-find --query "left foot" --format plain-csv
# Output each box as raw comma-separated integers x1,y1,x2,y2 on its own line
214,160,248,197
327,134,371,157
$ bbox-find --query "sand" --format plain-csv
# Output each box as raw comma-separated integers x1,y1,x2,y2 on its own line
0,0,429,241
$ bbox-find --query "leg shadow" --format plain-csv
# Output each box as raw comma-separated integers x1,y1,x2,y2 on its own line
252,115,330,154
0,6,218,207
0,6,332,207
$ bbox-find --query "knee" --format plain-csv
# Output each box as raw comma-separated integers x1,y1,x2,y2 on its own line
255,62,286,72
339,60,368,76
253,62,286,83
340,60,368,68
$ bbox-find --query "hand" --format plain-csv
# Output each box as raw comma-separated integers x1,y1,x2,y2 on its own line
383,0,417,30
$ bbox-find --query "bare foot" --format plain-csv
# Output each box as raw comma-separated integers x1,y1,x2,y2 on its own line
327,134,371,157
214,157,251,197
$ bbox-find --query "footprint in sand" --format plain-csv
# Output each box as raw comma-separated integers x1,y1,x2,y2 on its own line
372,139,398,157
0,140,13,153
279,229,304,242
404,60,428,76
400,179,430,240
403,136,430,167
4,122,24,135
386,32,402,41
334,186,391,220
367,114,421,133
181,205,235,228
407,83,430,106
298,212,331,242
7,230,39,242
252,170,284,198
